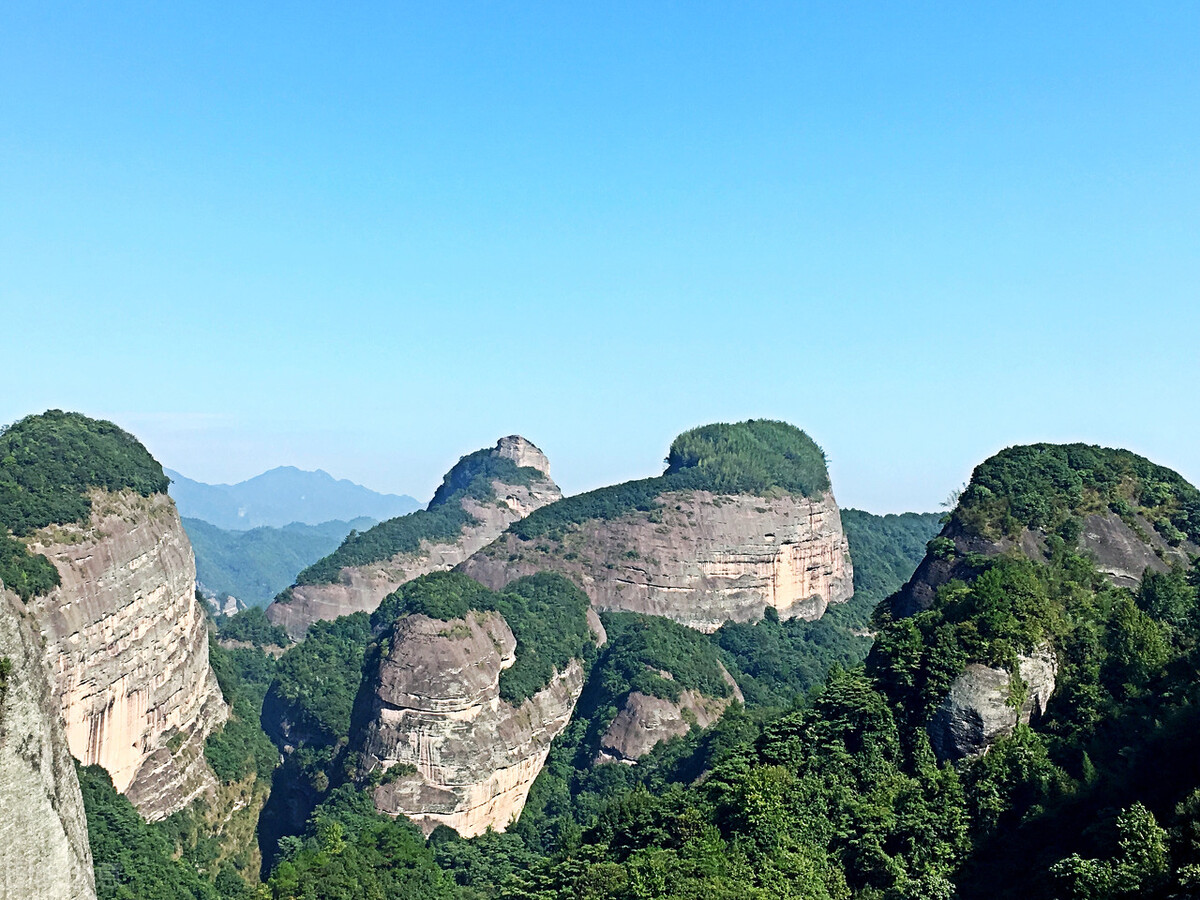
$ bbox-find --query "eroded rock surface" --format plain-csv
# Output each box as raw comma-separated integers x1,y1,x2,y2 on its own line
0,589,98,900
927,647,1058,761
597,666,744,764
267,437,562,641
357,609,589,836
462,490,853,632
890,512,1197,620
1078,512,1195,589
25,489,227,820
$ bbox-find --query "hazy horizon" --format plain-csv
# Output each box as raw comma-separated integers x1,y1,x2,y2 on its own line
4,3,1197,513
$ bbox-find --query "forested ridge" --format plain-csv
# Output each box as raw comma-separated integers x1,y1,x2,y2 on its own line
286,449,546,588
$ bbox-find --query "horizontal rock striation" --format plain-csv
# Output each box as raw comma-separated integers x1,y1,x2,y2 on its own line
25,489,227,820
267,437,562,641
358,609,587,837
0,588,98,900
462,490,854,632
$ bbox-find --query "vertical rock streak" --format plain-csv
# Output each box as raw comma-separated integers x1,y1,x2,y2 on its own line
0,589,98,900
27,489,227,820
463,490,854,632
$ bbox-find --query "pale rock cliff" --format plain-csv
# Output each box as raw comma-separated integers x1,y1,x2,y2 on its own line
357,607,593,837
0,589,98,900
267,437,562,641
927,646,1058,761
462,490,854,632
596,665,744,764
25,489,228,821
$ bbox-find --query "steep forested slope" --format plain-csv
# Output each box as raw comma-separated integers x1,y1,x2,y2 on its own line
184,516,376,606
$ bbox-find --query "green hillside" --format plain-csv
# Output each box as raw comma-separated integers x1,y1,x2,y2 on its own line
286,449,545,589
184,517,376,607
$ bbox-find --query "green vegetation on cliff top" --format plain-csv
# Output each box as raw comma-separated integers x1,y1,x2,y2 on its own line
0,410,168,535
288,449,544,588
511,419,829,540
955,442,1200,547
0,410,169,600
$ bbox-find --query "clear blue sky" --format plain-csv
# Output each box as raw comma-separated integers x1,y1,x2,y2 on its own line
3,3,1198,512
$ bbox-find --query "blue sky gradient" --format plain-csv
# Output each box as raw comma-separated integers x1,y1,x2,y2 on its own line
3,3,1198,510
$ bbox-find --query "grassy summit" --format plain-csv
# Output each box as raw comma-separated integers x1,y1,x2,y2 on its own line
954,442,1200,547
0,410,169,599
289,449,545,588
511,419,830,541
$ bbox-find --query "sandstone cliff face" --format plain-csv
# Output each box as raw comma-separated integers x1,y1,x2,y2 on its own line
267,437,562,641
927,647,1058,761
462,490,853,632
596,666,744,765
357,608,590,836
0,589,97,900
25,489,228,821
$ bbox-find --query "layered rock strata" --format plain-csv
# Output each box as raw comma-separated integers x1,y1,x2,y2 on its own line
267,436,561,641
25,489,228,820
927,647,1058,761
462,490,854,632
0,589,98,900
358,607,595,836
597,666,744,764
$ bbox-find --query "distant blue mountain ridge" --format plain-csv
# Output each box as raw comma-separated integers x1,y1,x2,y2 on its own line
166,466,420,530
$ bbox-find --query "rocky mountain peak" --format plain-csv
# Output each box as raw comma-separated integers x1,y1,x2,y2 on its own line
493,435,551,476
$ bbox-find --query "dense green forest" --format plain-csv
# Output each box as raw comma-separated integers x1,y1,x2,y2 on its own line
955,442,1200,546
64,437,1200,900
287,450,545,588
185,517,377,607
0,410,169,600
511,420,830,541
64,503,941,899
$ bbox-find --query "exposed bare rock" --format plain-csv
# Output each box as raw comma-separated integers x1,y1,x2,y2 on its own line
358,609,588,836
1078,512,1195,589
597,666,743,764
494,435,551,475
927,647,1058,761
25,489,228,820
891,511,1197,620
462,490,853,632
266,438,562,641
0,589,97,900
